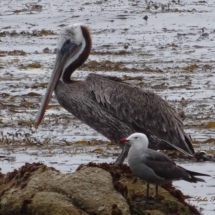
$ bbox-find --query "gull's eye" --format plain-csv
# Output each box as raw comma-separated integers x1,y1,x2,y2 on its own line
135,137,138,139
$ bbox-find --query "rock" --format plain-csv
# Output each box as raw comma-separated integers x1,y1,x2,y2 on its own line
0,163,130,215
43,47,51,53
142,210,165,215
0,162,201,215
78,163,201,215
28,192,87,215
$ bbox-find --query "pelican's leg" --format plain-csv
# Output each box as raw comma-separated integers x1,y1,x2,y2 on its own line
114,145,130,165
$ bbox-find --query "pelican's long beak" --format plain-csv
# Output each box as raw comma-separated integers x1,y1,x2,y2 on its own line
34,51,65,126
35,42,82,126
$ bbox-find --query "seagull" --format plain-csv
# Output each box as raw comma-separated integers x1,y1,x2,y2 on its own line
120,133,210,199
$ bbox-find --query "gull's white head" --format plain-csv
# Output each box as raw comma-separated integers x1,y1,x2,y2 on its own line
120,133,149,149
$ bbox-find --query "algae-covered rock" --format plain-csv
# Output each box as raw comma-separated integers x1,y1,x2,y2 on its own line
0,162,201,215
121,176,191,215
28,192,88,215
78,162,201,215
0,163,130,215
142,210,165,215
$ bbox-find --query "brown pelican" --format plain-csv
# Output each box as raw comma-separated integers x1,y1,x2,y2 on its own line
120,133,210,199
35,24,195,165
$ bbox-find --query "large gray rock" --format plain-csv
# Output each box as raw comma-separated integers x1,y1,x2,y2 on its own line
0,162,200,215
0,163,130,215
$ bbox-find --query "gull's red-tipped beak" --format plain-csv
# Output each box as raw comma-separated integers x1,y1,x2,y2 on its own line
119,138,128,143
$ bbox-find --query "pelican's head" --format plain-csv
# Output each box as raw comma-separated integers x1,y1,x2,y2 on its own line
56,24,91,78
120,133,149,150
58,24,85,50
35,24,92,126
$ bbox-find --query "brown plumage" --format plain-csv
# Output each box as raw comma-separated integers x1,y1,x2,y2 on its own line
35,24,195,165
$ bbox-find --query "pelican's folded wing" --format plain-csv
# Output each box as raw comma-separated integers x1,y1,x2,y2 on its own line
86,73,194,156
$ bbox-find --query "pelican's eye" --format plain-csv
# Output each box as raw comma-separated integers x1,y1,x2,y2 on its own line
65,39,70,45
61,39,71,53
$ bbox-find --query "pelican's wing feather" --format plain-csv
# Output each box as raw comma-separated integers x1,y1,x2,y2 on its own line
86,73,194,156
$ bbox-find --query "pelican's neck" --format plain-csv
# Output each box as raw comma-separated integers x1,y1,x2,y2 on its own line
62,26,92,83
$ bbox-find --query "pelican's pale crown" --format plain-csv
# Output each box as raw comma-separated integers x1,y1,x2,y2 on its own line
57,24,85,50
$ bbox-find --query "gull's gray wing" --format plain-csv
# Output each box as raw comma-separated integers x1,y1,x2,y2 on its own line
144,150,188,180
